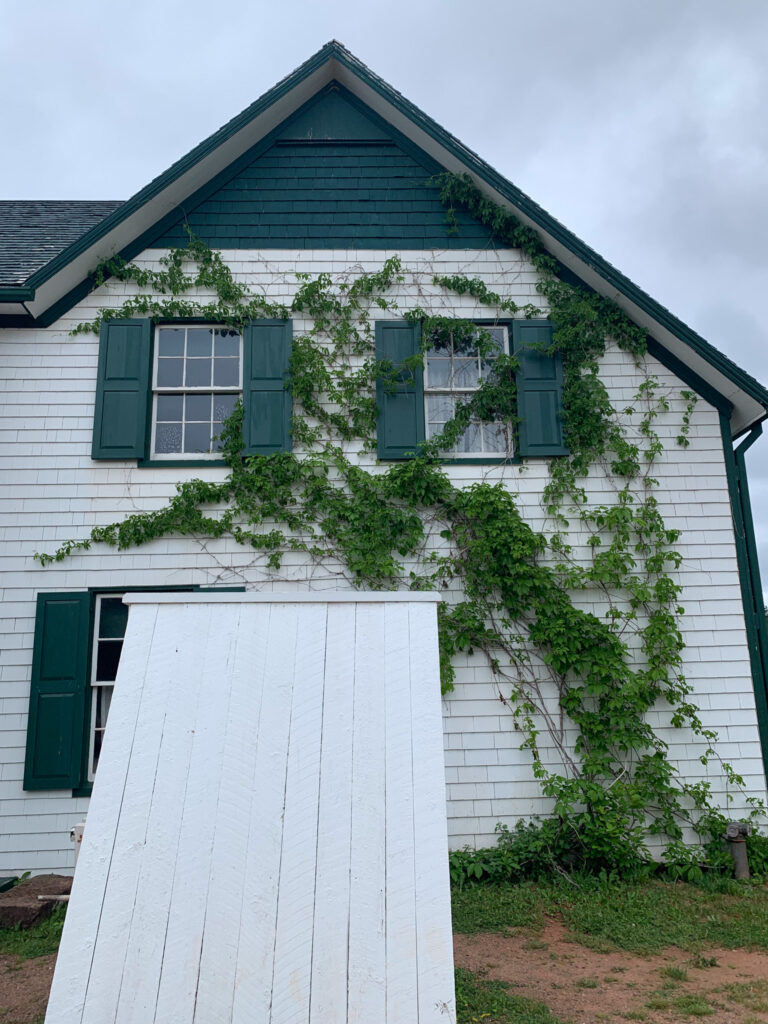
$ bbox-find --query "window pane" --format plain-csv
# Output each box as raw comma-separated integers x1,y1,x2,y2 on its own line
214,394,238,421
214,330,240,357
156,394,183,421
95,686,112,731
453,331,478,357
99,598,128,640
487,327,505,350
96,640,123,682
426,357,451,387
214,358,239,387
185,358,212,387
155,422,182,453
425,395,453,423
157,328,184,357
184,422,212,454
427,329,451,353
187,328,213,357
480,357,499,381
157,358,184,387
457,421,481,453
185,393,211,421
483,421,507,453
453,358,479,389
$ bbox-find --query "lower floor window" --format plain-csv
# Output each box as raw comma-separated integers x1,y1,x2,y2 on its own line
24,585,243,793
88,595,128,779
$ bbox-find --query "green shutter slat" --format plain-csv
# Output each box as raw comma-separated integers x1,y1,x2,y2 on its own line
24,592,91,791
376,321,424,460
92,319,152,459
242,320,292,455
513,320,568,457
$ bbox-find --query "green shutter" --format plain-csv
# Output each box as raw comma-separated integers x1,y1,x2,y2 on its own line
242,320,292,455
376,321,424,459
92,319,152,459
513,320,568,457
24,592,91,790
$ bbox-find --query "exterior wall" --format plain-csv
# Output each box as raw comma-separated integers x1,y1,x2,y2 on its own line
1,247,766,873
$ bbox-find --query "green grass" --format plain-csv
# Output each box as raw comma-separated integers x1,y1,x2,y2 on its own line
452,878,768,954
455,968,568,1024
0,905,65,960
715,979,768,1013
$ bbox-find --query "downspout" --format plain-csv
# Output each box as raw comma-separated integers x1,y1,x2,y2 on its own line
721,415,768,786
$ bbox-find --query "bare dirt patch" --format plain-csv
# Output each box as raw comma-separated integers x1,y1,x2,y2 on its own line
0,952,56,1024
4,916,768,1023
455,921,768,1023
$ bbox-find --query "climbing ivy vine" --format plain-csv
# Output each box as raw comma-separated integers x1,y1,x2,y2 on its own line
38,176,761,873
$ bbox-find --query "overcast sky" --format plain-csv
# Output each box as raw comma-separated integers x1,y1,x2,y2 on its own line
3,0,768,585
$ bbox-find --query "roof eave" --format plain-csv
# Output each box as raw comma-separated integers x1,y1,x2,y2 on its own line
8,41,766,436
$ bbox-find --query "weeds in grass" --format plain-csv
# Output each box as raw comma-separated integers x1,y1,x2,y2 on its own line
716,979,768,1013
0,906,65,960
661,965,689,982
672,992,714,1015
455,968,567,1024
688,954,719,969
453,878,768,954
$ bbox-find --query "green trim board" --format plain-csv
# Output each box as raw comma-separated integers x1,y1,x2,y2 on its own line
646,338,734,417
719,415,768,783
150,85,493,251
0,286,35,301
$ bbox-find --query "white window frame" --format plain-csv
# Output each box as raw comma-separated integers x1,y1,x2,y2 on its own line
150,325,243,460
87,593,128,781
423,324,512,457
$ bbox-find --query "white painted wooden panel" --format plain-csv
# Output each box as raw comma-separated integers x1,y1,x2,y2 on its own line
45,594,454,1024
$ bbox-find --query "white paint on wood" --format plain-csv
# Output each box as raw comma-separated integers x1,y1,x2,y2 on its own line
2,250,765,871
46,596,454,1023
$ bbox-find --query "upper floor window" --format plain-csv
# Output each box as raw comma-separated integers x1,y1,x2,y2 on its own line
151,326,242,458
424,325,510,456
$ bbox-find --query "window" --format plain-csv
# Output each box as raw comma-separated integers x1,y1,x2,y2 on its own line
424,325,510,456
152,326,242,458
87,594,128,779
23,586,245,793
375,319,566,461
92,318,293,462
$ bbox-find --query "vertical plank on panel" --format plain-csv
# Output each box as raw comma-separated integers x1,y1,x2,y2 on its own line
270,602,327,1023
82,605,212,1024
45,604,159,1024
308,602,355,1023
347,602,387,1022
193,604,272,1024
384,602,419,1022
410,601,455,1021
230,603,298,1023
153,604,242,1024
114,605,217,1024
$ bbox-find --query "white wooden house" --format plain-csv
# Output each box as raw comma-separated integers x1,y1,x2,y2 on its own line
2,42,768,875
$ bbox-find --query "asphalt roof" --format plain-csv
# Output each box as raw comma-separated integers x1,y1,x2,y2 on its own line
0,200,123,286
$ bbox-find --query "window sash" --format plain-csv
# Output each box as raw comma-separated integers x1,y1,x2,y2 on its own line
424,326,509,456
87,594,128,781
151,326,242,459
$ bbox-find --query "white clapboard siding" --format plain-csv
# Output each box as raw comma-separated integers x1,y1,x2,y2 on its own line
45,592,454,1024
